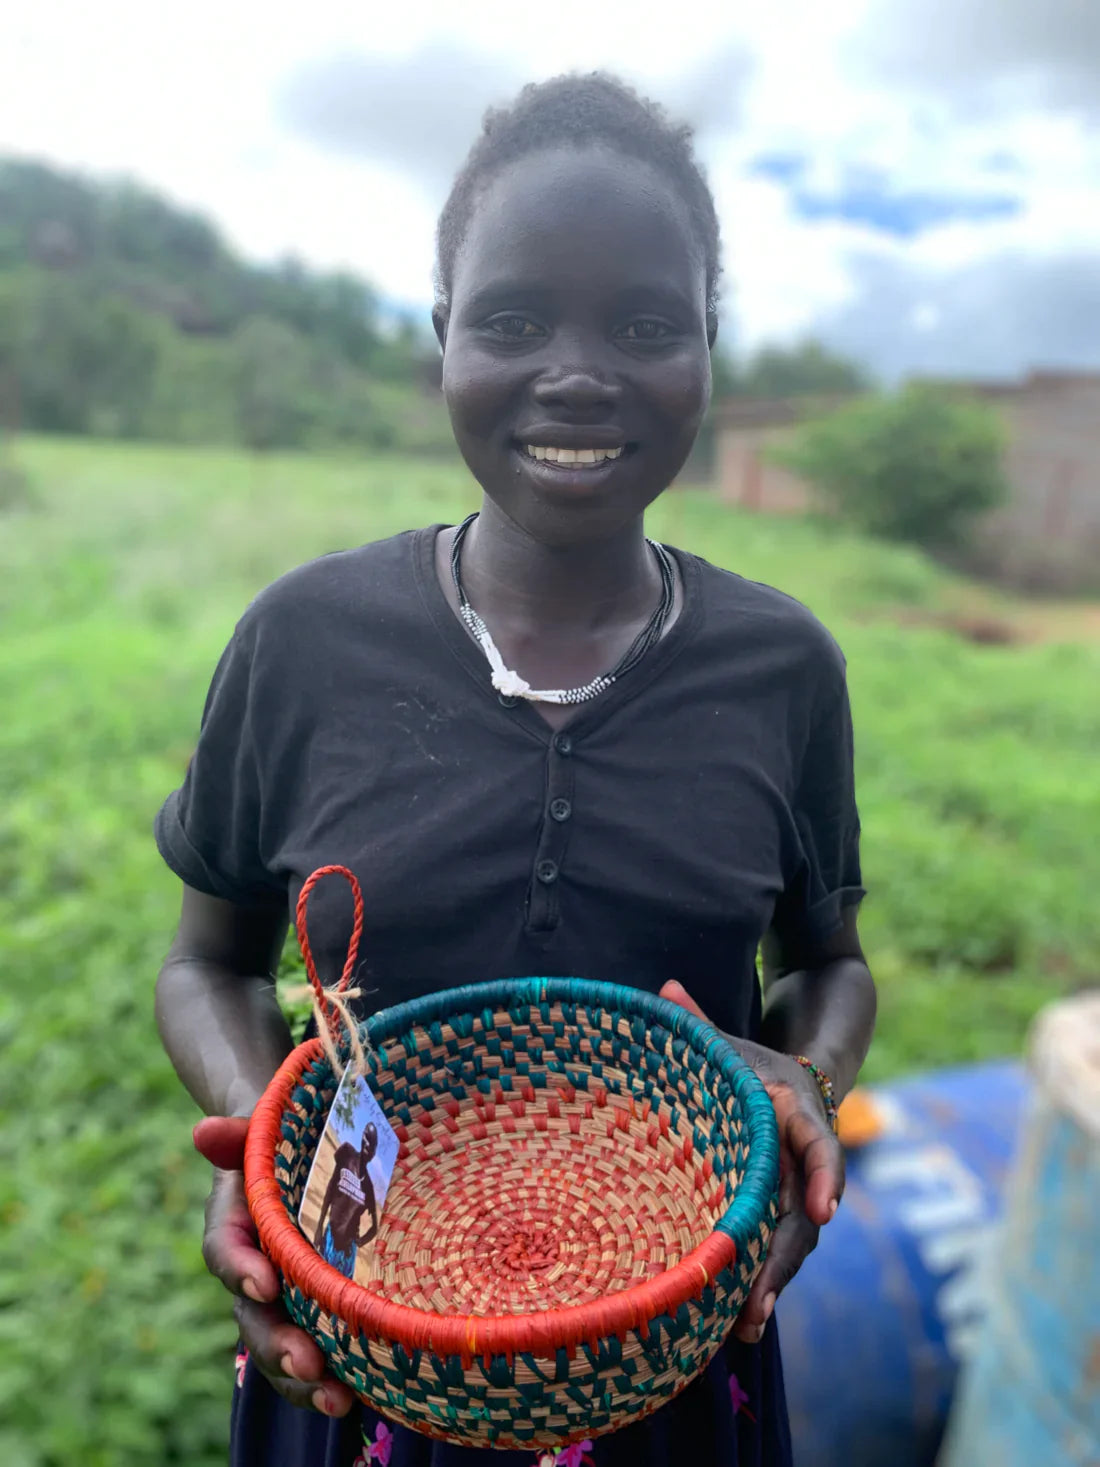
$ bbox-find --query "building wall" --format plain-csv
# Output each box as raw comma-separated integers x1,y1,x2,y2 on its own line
974,378,1100,588
714,423,814,514
998,381,1100,535
714,377,1100,589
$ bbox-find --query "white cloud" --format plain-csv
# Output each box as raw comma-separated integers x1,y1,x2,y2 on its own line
852,0,1100,119
1,0,1098,374
910,303,942,334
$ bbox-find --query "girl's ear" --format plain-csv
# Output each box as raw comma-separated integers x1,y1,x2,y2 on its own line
432,305,449,352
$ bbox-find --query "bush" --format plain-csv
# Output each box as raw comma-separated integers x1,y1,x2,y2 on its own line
773,384,1009,550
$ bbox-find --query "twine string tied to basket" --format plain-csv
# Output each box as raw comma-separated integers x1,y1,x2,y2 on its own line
283,864,370,1080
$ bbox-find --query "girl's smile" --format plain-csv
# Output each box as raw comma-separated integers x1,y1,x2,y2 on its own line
513,434,633,491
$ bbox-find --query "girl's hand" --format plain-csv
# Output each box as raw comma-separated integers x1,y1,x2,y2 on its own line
192,1116,356,1417
658,981,844,1344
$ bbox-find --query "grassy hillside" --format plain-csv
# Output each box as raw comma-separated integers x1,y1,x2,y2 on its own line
2,436,1097,1465
0,158,449,453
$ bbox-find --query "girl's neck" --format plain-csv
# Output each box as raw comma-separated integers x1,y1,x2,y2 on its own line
459,499,659,634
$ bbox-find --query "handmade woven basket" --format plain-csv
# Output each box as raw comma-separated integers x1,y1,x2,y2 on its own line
245,867,780,1452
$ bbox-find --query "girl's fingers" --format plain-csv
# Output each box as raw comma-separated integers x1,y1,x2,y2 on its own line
234,1299,355,1416
203,1212,282,1303
193,1115,250,1170
660,982,844,1320
658,980,712,1024
733,1207,820,1343
202,1170,281,1303
777,1102,845,1225
196,1123,355,1417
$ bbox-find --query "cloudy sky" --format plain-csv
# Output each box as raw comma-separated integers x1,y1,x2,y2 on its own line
4,0,1100,380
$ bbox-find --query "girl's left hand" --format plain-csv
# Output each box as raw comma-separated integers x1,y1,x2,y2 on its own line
659,980,844,1344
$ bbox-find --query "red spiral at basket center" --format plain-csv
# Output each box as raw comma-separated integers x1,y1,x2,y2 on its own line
484,1217,561,1278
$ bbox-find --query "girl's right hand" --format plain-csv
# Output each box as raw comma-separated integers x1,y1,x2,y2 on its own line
193,1116,356,1417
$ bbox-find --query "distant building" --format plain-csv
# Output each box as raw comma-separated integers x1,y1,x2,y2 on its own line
712,371,1100,590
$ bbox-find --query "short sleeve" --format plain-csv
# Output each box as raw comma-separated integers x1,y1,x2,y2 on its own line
772,674,865,946
154,620,285,907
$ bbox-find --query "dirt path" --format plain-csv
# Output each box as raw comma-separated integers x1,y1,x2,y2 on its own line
876,595,1100,647
1015,603,1100,644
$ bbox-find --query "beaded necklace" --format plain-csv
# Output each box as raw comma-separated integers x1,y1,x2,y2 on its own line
449,513,676,706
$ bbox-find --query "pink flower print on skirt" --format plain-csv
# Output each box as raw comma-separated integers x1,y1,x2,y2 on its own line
353,1420,393,1466
533,1442,595,1467
729,1369,757,1423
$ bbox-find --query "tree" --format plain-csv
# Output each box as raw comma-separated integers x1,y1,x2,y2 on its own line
709,347,742,399
773,384,1009,549
735,339,868,399
709,338,868,401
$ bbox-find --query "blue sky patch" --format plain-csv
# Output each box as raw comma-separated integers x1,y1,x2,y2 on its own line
981,149,1024,175
747,151,808,185
790,185,1023,238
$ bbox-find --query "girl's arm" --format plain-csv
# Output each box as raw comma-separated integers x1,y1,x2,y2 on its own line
759,906,877,1104
155,886,292,1118
156,884,355,1418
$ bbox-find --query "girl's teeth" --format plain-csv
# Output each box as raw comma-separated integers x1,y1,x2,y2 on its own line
524,445,623,464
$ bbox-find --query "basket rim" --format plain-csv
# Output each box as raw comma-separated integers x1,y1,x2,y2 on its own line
244,976,779,1360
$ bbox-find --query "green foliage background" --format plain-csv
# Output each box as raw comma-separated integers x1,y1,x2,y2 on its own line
0,160,452,455
1,438,1097,1464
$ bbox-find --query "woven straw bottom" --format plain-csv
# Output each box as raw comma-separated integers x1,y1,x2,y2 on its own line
251,981,779,1450
369,1090,725,1316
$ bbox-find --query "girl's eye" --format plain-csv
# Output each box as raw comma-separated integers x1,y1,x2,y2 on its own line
617,319,673,342
487,315,545,339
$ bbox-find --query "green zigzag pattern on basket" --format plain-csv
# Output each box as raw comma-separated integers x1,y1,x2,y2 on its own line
280,1273,755,1447
271,979,779,1448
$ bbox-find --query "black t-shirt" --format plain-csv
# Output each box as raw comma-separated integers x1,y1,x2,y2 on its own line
155,526,863,1041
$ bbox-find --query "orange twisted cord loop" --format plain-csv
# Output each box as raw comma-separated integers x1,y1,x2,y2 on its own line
294,864,364,1043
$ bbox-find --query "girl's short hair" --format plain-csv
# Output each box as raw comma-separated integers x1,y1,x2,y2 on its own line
435,72,721,324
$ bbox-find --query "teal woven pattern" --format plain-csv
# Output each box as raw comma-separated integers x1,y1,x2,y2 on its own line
270,978,779,1450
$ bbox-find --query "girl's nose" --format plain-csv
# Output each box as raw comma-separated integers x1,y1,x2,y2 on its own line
532,368,622,415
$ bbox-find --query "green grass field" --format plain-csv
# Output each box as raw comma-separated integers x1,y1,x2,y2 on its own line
2,435,1098,1465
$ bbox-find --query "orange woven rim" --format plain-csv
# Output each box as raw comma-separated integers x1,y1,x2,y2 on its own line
244,1037,740,1361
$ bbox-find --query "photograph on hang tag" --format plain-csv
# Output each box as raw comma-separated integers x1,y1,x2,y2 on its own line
297,1067,400,1285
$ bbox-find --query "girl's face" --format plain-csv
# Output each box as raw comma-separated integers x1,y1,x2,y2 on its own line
437,147,713,545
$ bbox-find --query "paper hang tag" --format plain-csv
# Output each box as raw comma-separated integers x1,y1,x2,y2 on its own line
297,1067,400,1285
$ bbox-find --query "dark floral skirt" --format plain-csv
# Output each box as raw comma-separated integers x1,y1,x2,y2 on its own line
229,1322,791,1467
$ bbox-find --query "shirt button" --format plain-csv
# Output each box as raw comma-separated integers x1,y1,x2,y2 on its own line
498,693,519,708
536,859,559,884
553,733,573,756
549,798,572,822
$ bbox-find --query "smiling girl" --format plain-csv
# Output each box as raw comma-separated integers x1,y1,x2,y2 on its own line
156,73,875,1467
